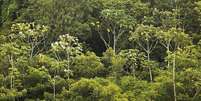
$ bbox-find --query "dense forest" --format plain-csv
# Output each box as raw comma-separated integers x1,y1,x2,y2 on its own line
1,0,201,101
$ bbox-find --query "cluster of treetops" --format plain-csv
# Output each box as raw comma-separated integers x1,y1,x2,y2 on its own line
1,0,201,101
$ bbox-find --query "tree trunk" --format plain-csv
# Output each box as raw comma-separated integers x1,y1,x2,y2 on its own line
113,34,116,53
30,43,34,59
173,53,177,101
131,65,135,77
67,50,70,80
192,88,201,100
53,78,56,100
10,55,13,89
53,71,56,101
167,43,170,68
147,52,153,82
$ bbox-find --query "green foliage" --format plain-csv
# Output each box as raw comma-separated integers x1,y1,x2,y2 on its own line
130,24,158,42
61,78,128,101
166,45,200,69
154,70,174,101
119,76,156,101
177,68,201,100
51,34,82,57
101,48,126,76
0,0,201,100
72,52,105,78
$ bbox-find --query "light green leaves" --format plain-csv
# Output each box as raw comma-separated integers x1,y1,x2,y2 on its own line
51,34,82,56
72,52,104,78
63,78,128,101
10,23,48,41
130,24,158,41
101,9,135,30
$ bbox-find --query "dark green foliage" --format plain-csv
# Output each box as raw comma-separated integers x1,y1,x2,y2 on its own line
0,0,201,101
72,52,105,78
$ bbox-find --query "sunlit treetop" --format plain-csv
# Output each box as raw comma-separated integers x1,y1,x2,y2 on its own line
51,34,82,55
9,22,48,41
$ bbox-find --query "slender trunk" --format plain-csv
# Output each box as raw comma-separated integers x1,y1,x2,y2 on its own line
30,43,34,59
53,78,56,100
148,51,153,101
10,55,13,89
67,50,70,80
167,43,170,68
98,31,109,49
22,67,25,87
173,0,177,100
192,88,201,100
173,53,177,101
113,33,116,53
9,55,15,101
147,52,153,82
10,73,13,89
146,40,153,82
53,71,56,101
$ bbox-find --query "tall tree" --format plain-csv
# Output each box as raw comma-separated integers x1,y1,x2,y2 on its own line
130,24,158,82
51,34,82,80
165,28,191,101
92,9,135,53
